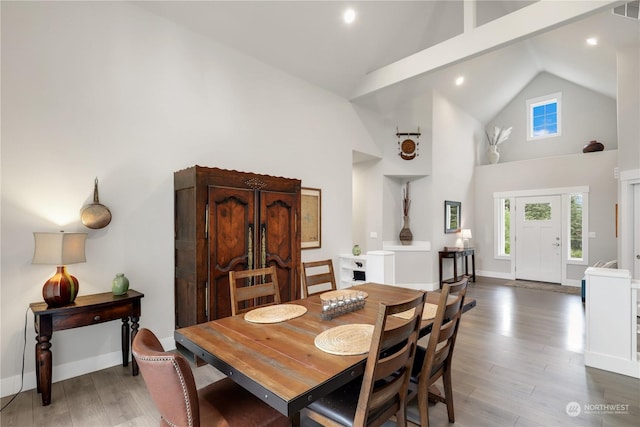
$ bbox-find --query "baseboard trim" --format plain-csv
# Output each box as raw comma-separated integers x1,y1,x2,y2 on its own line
0,335,176,398
476,270,513,280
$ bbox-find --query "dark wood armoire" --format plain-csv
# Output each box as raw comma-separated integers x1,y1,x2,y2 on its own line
174,166,301,328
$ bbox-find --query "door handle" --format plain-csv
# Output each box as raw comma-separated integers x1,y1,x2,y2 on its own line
552,243,560,247
636,254,640,259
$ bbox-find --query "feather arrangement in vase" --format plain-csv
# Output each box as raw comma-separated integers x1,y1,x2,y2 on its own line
399,181,413,245
485,126,512,164
402,181,411,216
485,125,512,146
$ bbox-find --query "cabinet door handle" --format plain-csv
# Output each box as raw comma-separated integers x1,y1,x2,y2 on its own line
248,226,253,271
261,225,267,269
94,315,101,321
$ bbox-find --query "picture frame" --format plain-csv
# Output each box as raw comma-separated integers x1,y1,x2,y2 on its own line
301,187,321,249
444,200,461,234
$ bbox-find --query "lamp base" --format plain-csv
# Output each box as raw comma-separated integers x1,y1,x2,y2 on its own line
463,239,470,249
43,266,79,307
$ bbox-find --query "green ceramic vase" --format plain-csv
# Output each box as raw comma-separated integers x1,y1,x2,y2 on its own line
112,273,129,295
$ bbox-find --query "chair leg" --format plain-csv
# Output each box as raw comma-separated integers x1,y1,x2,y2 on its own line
417,384,430,427
396,406,407,427
442,369,455,423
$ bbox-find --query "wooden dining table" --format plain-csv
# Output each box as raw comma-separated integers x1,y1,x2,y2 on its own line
174,283,476,422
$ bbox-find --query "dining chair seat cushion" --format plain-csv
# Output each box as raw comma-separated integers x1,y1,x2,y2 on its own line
411,344,427,377
198,377,289,427
306,377,399,426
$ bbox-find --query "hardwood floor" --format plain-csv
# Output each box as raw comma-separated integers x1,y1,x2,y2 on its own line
2,278,638,426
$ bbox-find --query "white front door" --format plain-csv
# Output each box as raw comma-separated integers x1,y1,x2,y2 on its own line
515,196,562,283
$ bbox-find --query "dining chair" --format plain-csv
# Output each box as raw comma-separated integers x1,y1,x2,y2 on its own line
302,292,426,427
300,259,337,298
446,276,469,295
408,279,468,427
229,266,282,316
132,328,289,427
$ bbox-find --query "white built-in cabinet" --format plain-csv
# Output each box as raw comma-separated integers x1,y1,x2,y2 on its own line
338,251,395,288
584,267,639,378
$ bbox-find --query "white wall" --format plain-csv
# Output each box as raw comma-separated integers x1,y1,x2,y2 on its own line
616,47,640,173
429,92,481,284
0,1,378,396
484,72,618,164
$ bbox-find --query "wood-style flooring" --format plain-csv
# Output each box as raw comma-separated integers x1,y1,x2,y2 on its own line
1,278,638,427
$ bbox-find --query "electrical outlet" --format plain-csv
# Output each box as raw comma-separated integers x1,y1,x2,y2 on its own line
369,231,378,238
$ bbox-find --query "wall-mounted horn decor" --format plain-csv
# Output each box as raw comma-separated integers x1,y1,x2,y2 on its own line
396,127,421,160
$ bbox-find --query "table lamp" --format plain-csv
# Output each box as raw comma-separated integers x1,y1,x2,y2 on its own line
461,229,472,248
32,231,87,307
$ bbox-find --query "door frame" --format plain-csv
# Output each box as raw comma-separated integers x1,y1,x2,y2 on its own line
494,186,589,286
619,169,640,277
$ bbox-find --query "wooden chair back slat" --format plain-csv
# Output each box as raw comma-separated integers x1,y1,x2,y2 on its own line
229,266,281,316
300,259,337,298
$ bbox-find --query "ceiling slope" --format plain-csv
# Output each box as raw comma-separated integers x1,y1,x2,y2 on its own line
134,1,639,123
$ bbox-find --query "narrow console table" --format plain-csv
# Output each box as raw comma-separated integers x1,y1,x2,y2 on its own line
438,248,475,288
29,290,144,406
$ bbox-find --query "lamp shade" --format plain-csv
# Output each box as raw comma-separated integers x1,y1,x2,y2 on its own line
461,229,472,239
33,232,87,307
32,232,87,265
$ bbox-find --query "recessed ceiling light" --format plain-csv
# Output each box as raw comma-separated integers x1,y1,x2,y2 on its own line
586,37,598,46
455,76,465,86
343,8,356,24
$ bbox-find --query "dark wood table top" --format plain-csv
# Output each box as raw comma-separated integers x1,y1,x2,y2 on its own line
175,283,475,417
30,290,144,315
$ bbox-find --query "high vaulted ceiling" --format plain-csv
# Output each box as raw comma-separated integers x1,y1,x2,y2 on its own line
135,1,639,123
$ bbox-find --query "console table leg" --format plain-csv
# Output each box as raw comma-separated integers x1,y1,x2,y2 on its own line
36,335,52,406
131,316,140,376
453,256,459,282
472,253,476,282
34,340,40,393
121,317,130,367
464,256,469,278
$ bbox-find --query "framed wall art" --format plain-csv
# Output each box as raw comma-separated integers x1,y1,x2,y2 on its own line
301,187,321,249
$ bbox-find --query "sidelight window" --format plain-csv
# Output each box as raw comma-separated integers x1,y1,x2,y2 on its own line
569,194,584,261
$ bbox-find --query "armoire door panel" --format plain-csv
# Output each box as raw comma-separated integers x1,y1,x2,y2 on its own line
209,186,255,319
261,191,298,301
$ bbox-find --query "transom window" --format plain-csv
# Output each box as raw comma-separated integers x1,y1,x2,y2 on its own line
526,92,562,141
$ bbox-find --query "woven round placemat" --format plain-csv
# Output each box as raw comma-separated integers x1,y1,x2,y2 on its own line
244,304,307,324
392,303,439,320
314,324,375,356
319,289,368,301
422,303,438,319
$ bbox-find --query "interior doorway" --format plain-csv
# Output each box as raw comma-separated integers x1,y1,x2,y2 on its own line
515,195,562,283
